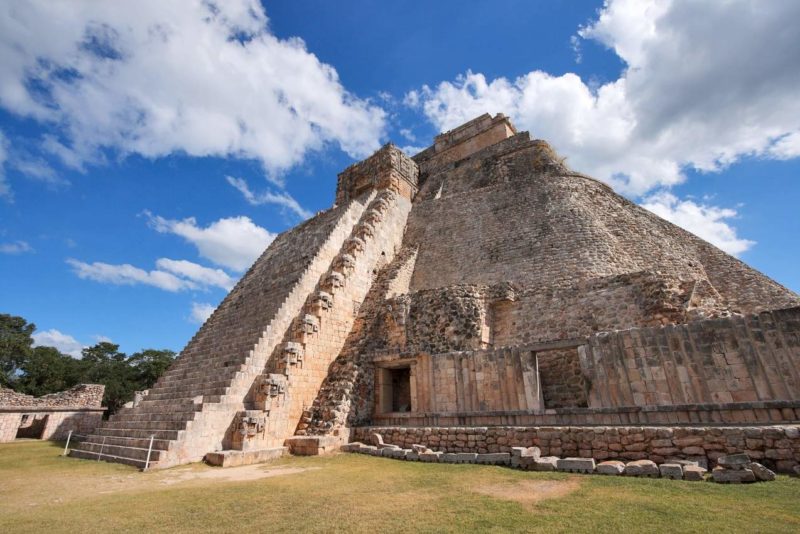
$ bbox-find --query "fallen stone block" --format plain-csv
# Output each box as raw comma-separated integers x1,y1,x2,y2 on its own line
683,465,707,481
717,453,750,470
412,444,431,454
596,460,625,475
557,457,596,474
659,463,683,480
476,453,511,465
385,448,406,459
510,446,540,468
533,456,559,472
442,452,477,464
624,459,659,477
340,442,364,453
712,466,756,483
370,433,385,447
749,462,776,482
419,451,443,463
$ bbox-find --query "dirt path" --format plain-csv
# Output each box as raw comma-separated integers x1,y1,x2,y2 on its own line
471,478,581,509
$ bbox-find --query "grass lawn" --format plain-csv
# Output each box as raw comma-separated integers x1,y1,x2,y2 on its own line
1,440,799,533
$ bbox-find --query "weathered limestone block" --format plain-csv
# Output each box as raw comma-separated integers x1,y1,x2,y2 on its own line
334,253,357,274
749,462,776,481
476,453,510,465
442,452,478,464
711,466,756,483
659,463,684,480
717,453,750,470
624,460,659,477
296,314,320,336
344,236,366,255
370,432,385,446
323,271,346,291
510,446,540,468
355,221,375,240
311,291,334,314
557,457,596,474
283,342,305,366
534,456,559,471
364,209,383,225
412,444,432,454
596,460,626,475
683,465,708,481
340,442,364,453
419,451,443,462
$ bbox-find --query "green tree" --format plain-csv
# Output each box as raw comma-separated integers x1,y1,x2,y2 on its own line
78,342,137,414
129,349,176,389
0,314,35,387
15,346,83,397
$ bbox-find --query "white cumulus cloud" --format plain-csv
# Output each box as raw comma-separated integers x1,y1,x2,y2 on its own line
190,302,216,324
640,191,755,256
408,0,800,196
225,176,312,219
155,258,235,290
144,211,273,271
0,0,385,184
32,329,84,358
66,257,233,292
67,259,196,292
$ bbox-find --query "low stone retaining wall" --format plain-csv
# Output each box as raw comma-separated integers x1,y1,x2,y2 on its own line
353,424,800,473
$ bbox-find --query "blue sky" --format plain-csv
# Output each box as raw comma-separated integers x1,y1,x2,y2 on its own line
1,0,798,357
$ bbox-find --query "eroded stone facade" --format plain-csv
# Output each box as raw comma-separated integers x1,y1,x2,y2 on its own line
0,385,105,442
71,113,800,471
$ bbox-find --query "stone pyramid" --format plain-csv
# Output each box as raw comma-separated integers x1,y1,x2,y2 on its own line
72,113,800,469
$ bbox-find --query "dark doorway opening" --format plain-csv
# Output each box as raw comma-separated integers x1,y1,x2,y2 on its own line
16,414,48,439
390,367,411,412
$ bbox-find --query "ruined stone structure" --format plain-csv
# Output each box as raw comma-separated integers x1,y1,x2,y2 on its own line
0,384,105,442
71,113,800,471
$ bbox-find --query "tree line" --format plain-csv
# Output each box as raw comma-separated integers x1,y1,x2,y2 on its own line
1,313,176,414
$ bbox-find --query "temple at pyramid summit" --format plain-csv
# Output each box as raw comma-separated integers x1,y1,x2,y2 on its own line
70,113,800,471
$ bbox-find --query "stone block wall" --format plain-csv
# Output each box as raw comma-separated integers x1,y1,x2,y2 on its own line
584,307,800,408
537,348,588,409
403,136,799,317
354,424,800,472
0,384,104,408
0,385,105,442
336,144,419,205
0,413,22,442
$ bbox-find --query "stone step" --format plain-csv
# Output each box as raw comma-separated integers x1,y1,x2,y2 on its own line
76,441,164,462
81,434,173,451
109,411,198,423
102,419,190,431
93,427,184,440
115,402,203,415
150,375,239,393
146,387,229,401
69,448,151,469
158,365,245,383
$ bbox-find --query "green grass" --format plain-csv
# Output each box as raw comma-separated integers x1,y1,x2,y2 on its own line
1,440,799,533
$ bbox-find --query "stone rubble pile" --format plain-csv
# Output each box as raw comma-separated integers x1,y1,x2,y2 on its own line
339,435,781,483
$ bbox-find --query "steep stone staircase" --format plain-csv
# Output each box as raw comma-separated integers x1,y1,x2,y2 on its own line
208,188,412,463
70,194,373,468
